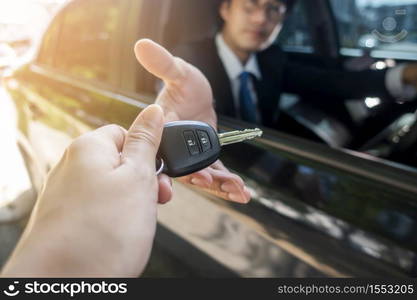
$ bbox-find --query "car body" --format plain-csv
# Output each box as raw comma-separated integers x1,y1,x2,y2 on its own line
3,0,417,277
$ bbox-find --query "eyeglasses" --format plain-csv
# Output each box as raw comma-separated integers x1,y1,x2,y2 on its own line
241,0,287,21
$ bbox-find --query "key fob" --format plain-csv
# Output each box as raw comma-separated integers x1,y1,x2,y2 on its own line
157,121,221,177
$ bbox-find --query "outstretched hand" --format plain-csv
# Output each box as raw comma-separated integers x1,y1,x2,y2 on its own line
135,39,250,203
2,105,171,277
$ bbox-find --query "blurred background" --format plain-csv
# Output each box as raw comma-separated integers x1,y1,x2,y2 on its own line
0,0,63,56
0,0,64,268
0,0,416,277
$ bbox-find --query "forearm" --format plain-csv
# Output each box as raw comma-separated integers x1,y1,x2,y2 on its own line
1,222,134,278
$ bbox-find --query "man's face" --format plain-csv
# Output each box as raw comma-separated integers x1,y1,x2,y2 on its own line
220,0,286,52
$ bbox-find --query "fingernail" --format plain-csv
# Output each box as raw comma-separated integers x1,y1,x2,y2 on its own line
220,182,235,193
228,193,242,203
191,178,206,187
244,187,252,198
139,104,163,129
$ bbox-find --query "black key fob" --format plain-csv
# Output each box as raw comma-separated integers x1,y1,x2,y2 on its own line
157,121,221,177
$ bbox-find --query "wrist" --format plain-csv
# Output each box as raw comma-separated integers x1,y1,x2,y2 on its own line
1,224,127,277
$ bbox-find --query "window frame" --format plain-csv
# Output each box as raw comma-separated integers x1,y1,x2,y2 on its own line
218,114,417,195
278,0,339,58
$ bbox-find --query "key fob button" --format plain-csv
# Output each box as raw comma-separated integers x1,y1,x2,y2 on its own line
183,130,200,156
197,130,211,152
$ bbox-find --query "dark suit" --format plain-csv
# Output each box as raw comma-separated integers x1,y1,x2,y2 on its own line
174,38,392,129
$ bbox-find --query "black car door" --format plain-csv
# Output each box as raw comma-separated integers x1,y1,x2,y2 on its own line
218,0,417,277
118,0,417,277
18,0,127,168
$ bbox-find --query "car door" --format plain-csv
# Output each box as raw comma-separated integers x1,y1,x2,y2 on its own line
225,0,417,277
155,0,417,277
10,0,127,171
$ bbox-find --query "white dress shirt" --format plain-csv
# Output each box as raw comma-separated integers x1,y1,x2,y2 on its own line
386,64,417,101
215,33,416,122
215,34,262,121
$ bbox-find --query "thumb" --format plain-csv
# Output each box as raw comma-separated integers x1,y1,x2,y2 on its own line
134,39,186,84
122,104,164,168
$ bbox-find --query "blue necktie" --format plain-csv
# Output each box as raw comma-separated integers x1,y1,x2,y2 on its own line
239,71,258,123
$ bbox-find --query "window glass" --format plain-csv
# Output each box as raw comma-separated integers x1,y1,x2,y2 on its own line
276,1,314,53
132,0,166,95
331,0,417,58
55,0,123,82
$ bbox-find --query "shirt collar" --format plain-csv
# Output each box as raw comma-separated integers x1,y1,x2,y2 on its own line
215,33,262,81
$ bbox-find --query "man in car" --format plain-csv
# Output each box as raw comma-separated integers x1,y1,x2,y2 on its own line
174,0,417,129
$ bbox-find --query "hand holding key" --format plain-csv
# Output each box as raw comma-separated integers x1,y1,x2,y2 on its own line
2,105,168,277
135,39,251,203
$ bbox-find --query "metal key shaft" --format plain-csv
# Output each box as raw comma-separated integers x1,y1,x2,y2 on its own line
218,128,263,146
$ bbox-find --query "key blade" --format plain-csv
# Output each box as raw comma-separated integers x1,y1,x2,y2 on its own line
219,128,263,146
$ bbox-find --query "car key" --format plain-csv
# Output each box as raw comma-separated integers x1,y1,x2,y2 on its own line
156,121,263,177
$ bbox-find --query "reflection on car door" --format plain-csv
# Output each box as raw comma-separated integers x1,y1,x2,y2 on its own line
19,0,126,168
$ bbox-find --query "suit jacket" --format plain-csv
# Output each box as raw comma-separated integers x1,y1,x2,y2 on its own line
173,38,392,128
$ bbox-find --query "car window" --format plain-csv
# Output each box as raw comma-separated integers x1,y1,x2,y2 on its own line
330,0,417,60
132,0,217,96
133,0,169,95
37,17,60,67
276,0,314,53
54,0,123,83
